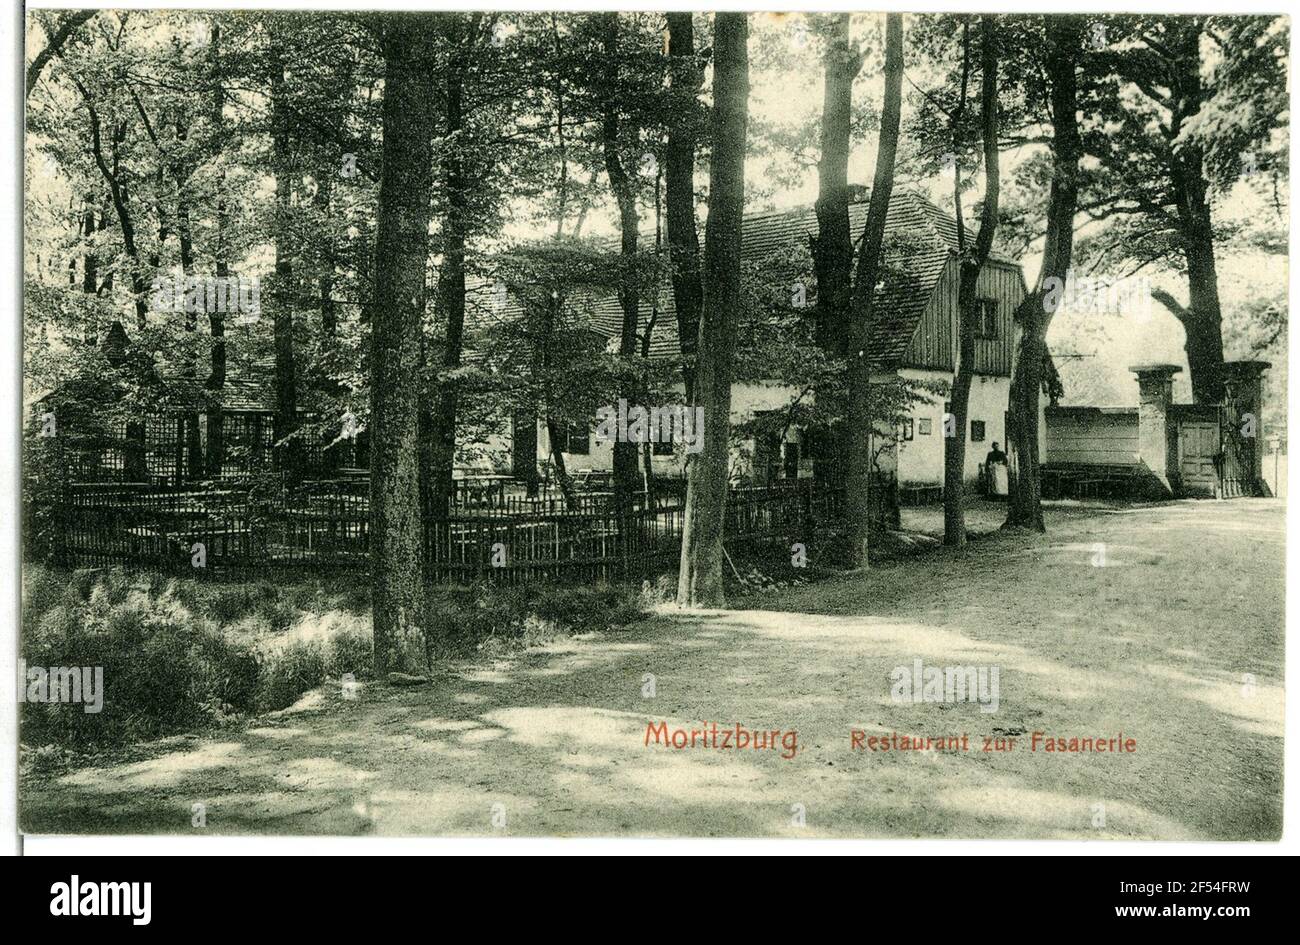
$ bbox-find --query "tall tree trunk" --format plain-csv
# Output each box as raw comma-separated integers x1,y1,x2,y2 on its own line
316,170,338,337
178,196,203,481
1169,19,1226,404
642,174,663,510
426,21,474,520
943,16,999,548
811,13,863,492
77,88,149,478
677,12,748,608
205,21,227,478
513,408,539,497
369,14,440,675
538,292,577,508
78,88,147,328
600,13,643,512
842,13,903,569
314,156,343,475
81,208,97,296
545,417,578,507
665,12,704,403
1005,16,1081,531
1175,165,1228,403
270,55,302,484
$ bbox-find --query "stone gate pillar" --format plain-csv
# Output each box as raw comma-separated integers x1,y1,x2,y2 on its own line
1130,364,1181,495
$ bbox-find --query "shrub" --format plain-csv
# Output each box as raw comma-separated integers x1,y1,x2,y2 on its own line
327,625,374,680
20,565,646,751
425,582,645,660
19,567,369,749
21,577,252,748
254,635,326,712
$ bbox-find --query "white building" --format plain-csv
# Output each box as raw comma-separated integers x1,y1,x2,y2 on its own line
470,190,1047,492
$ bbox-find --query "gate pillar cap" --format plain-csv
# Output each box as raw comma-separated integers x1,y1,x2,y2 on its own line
1129,363,1182,377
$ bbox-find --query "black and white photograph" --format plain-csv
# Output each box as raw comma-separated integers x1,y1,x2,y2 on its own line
8,1,1295,856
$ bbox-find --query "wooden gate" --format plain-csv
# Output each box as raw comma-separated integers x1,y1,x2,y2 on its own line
1174,405,1258,498
1219,405,1257,498
1176,411,1221,497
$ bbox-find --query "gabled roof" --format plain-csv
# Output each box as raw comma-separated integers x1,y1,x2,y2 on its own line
38,358,280,415
159,354,310,413
475,190,1019,372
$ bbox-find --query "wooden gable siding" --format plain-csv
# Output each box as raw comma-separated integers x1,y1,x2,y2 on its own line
901,257,1024,377
900,257,956,370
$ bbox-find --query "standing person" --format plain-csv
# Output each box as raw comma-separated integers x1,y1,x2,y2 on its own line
985,442,1008,498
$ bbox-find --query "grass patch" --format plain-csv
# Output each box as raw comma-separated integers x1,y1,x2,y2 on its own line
425,582,646,660
21,564,645,753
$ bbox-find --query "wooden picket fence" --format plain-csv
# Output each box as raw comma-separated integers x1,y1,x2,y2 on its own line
43,479,845,585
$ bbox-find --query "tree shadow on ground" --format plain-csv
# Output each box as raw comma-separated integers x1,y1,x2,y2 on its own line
22,500,1283,839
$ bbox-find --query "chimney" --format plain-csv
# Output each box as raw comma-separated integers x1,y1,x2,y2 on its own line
1130,364,1180,495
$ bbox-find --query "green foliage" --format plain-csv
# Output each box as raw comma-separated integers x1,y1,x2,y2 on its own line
21,571,259,747
470,239,678,447
19,566,367,749
424,581,645,660
20,563,644,750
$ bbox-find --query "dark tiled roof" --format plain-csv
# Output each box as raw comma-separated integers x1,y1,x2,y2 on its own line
213,369,279,413
156,359,279,413
470,190,1013,372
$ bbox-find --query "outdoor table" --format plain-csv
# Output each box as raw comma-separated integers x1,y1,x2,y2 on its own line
459,475,510,508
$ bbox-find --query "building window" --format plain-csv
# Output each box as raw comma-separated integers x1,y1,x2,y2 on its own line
976,298,999,339
899,418,915,441
569,424,590,455
918,417,933,436
971,420,986,443
753,430,782,484
783,440,801,479
652,438,674,457
554,422,589,455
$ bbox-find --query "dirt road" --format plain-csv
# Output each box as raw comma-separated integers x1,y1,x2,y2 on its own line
23,499,1284,839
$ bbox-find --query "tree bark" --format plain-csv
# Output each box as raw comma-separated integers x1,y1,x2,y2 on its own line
205,23,228,478
270,54,302,484
178,189,204,481
842,13,903,569
1168,19,1226,404
1175,163,1228,403
316,171,338,337
78,85,148,328
600,13,643,512
369,14,440,675
537,288,577,509
80,208,97,296
1004,16,1081,531
665,12,704,404
811,15,861,491
677,12,747,608
513,407,539,497
425,23,473,521
545,417,578,507
943,16,999,548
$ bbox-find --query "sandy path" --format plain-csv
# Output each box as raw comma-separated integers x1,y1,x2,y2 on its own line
23,499,1284,839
